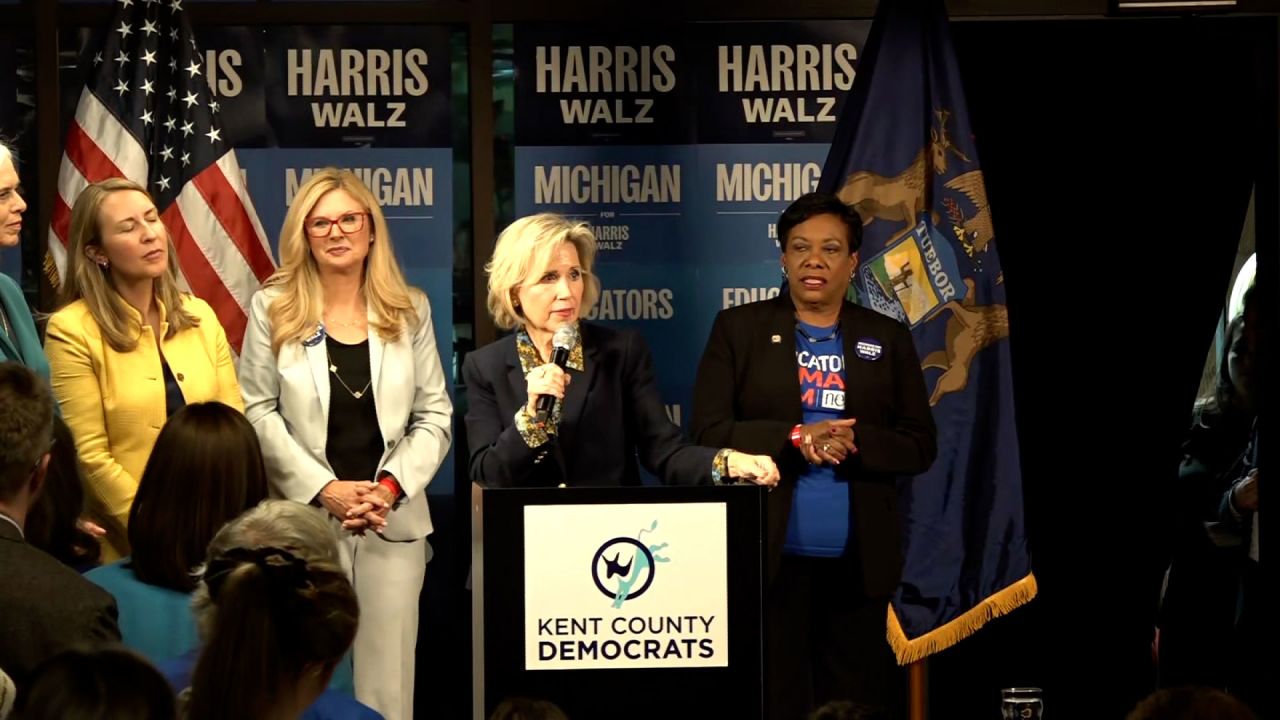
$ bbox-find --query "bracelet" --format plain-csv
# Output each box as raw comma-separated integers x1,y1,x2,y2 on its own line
378,477,402,500
711,448,733,485
789,424,804,448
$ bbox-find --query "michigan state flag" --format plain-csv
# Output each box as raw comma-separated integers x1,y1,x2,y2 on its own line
817,0,1036,664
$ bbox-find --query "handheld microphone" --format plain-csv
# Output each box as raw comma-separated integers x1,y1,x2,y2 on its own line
535,325,577,424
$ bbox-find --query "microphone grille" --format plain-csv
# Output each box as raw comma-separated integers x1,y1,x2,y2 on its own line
552,324,577,350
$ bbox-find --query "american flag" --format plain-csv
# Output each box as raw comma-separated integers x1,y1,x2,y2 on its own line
46,0,274,350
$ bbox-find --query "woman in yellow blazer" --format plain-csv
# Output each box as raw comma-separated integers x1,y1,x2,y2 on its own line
45,178,244,561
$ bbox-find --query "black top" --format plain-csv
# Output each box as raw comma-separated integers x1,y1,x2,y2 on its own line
160,360,186,417
324,336,383,482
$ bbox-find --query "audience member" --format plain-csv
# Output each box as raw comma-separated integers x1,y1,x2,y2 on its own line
489,697,569,720
159,500,379,720
24,417,103,572
13,646,176,720
85,402,267,664
0,362,120,687
1126,687,1255,720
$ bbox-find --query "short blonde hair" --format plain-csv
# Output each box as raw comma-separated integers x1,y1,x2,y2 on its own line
485,213,600,331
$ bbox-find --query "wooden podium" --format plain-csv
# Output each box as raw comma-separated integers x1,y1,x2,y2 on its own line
471,482,766,720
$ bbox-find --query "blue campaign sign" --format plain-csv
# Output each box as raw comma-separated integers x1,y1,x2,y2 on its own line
514,24,694,147
237,147,456,494
510,21,866,434
515,144,692,261
684,142,832,372
264,26,452,148
693,21,869,144
514,144,695,421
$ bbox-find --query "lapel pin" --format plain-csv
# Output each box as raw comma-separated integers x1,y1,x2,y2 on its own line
770,334,782,344
303,323,326,347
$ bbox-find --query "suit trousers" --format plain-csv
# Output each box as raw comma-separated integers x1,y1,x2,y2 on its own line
335,521,429,720
767,554,903,720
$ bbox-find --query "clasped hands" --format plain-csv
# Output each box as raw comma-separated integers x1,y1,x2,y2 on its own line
799,418,858,466
319,479,396,534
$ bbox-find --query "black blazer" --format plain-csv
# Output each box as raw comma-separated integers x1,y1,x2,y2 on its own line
0,520,121,686
691,294,937,596
463,322,717,488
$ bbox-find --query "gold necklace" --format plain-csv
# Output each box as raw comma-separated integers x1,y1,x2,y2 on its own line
325,347,372,399
324,312,367,330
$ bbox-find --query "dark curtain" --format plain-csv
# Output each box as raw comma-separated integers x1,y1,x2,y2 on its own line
928,16,1272,720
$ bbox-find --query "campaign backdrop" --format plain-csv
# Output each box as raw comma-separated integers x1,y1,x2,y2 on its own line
58,22,456,493
514,21,869,438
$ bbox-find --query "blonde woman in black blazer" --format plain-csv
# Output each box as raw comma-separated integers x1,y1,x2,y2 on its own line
463,213,778,490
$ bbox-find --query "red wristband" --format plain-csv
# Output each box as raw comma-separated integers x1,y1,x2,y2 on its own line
789,424,804,448
378,477,402,500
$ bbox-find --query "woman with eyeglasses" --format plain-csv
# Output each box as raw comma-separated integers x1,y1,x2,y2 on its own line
237,167,451,720
45,178,243,561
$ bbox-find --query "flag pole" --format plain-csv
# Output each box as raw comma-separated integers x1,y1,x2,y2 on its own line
909,659,928,720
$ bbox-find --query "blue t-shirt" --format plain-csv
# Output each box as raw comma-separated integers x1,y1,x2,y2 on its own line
783,321,850,557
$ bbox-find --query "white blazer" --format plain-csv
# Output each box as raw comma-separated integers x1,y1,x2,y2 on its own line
238,287,453,542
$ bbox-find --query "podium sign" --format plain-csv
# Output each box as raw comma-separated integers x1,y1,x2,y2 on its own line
524,502,730,670
473,484,764,719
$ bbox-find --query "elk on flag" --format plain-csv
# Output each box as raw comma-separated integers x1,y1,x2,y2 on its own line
47,0,274,350
818,0,1036,664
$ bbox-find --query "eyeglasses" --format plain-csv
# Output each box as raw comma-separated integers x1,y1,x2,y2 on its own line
305,212,368,238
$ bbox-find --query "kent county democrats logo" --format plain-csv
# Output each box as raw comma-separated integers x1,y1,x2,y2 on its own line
591,520,669,609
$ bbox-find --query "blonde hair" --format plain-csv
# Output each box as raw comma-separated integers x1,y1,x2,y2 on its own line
0,140,12,168
485,213,600,331
264,168,418,354
61,178,199,352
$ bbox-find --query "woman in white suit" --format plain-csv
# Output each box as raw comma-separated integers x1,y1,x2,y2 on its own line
238,167,452,720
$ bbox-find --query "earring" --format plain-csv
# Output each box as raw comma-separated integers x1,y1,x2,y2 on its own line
781,267,789,279
97,260,109,269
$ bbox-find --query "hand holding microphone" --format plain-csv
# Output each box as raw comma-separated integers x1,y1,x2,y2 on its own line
526,325,577,424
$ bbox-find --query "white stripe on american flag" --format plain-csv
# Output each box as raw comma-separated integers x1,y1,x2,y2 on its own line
48,91,151,281
73,91,148,183
173,179,258,314
54,153,91,214
214,153,273,262
46,2,274,353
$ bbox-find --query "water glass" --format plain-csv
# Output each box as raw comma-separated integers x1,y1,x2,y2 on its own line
1001,687,1043,719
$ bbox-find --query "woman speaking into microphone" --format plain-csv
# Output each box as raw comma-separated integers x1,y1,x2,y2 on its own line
463,213,778,489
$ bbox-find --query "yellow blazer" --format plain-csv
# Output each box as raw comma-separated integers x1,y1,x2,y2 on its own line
45,294,244,561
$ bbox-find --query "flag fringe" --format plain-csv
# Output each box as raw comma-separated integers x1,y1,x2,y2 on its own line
42,250,61,294
886,572,1038,665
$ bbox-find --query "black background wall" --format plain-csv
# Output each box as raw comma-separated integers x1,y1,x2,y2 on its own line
927,16,1275,719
